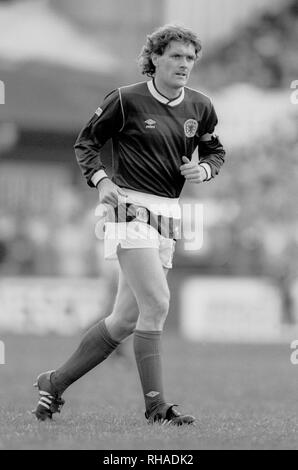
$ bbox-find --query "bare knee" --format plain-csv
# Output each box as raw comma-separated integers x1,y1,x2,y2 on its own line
118,316,138,336
105,310,138,342
137,287,170,330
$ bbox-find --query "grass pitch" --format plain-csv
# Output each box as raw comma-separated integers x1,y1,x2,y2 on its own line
0,333,297,450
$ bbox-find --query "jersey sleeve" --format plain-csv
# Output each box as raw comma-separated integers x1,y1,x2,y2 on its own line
74,89,123,187
198,100,225,179
200,101,218,136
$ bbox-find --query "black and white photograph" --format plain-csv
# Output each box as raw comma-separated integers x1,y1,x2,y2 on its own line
0,0,298,453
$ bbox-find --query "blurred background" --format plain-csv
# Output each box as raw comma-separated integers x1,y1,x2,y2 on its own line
0,0,298,340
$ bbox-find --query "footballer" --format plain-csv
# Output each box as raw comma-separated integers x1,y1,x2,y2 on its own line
32,24,225,425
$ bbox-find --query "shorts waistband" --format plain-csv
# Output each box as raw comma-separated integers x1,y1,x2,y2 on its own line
122,189,180,217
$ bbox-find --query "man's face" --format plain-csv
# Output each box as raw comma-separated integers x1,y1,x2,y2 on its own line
152,41,196,91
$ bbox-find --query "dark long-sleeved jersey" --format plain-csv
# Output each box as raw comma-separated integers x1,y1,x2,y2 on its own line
74,80,225,198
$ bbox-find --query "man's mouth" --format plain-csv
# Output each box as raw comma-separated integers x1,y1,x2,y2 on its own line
175,72,187,78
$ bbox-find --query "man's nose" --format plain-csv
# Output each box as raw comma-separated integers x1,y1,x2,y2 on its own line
179,56,188,67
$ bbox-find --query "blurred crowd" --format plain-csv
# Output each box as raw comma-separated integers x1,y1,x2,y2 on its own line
198,0,298,90
0,188,107,277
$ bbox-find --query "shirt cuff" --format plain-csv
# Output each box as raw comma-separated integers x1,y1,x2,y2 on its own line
91,170,108,187
199,163,212,181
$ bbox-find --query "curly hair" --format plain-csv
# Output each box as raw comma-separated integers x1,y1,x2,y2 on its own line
138,24,202,77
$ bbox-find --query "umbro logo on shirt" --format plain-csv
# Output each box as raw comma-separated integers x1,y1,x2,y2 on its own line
145,119,156,129
95,107,103,117
146,391,160,397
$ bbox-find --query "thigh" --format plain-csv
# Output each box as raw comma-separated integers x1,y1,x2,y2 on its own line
117,247,169,312
111,267,139,320
105,266,140,340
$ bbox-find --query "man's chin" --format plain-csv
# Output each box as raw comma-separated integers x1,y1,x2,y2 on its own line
172,82,186,91
174,77,188,87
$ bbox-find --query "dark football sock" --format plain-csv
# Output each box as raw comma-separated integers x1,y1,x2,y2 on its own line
133,330,166,414
51,319,119,394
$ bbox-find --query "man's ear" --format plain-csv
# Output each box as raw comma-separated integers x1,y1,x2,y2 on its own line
151,53,159,67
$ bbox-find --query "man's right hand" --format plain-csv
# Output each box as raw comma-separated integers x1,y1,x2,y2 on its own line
97,178,127,207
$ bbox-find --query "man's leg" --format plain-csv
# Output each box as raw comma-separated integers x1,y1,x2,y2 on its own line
104,269,140,341
117,247,195,425
52,270,139,392
33,269,139,420
117,248,169,412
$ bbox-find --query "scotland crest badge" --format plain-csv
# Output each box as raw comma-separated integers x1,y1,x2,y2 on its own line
184,119,198,138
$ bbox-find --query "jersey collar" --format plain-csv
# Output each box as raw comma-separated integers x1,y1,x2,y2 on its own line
147,80,185,107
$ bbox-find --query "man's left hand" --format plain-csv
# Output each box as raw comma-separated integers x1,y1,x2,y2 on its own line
180,156,207,184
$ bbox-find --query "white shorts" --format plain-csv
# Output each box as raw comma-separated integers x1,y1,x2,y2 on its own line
103,189,181,269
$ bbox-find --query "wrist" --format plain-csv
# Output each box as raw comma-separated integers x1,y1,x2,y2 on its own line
199,165,207,181
96,177,110,190
199,163,211,181
91,169,108,188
